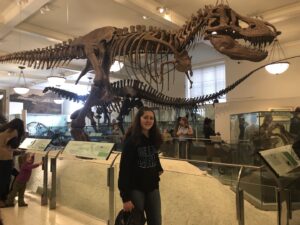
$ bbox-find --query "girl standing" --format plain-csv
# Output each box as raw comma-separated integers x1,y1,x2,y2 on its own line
5,153,42,207
175,117,193,159
118,107,163,225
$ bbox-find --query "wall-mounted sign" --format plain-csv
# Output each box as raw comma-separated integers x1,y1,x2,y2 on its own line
63,141,114,160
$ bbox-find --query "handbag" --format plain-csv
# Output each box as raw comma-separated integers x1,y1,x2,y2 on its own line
114,208,146,225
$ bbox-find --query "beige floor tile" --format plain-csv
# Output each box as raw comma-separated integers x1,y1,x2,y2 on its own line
0,192,106,225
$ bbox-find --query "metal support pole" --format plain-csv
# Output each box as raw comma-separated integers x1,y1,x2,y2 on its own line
41,153,48,206
236,189,245,225
287,190,292,220
276,188,282,225
236,166,245,225
107,166,115,225
176,141,179,159
107,153,120,225
49,157,57,209
185,141,188,159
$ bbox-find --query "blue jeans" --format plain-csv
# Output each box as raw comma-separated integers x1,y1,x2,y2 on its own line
131,189,161,225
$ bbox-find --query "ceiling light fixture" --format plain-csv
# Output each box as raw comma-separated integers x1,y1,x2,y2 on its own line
40,4,51,14
265,39,289,75
16,0,28,5
265,62,289,75
14,66,29,95
47,72,66,86
110,61,124,72
53,99,64,104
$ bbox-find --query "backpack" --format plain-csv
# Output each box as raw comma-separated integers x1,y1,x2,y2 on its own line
114,208,146,225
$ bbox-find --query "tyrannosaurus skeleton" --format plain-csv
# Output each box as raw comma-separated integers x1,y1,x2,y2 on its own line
0,3,279,140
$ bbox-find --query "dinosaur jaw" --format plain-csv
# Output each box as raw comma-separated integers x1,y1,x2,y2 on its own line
209,35,268,62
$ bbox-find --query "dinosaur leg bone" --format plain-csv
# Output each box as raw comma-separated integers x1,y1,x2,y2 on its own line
83,44,109,86
71,85,111,141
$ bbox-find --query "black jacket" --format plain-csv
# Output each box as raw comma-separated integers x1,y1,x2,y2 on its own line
203,125,216,144
118,135,163,202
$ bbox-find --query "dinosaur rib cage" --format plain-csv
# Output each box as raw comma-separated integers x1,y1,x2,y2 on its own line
109,28,180,88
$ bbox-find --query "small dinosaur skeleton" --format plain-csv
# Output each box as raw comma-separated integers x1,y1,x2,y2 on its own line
0,3,279,140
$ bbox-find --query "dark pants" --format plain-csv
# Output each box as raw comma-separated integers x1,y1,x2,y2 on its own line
10,168,19,191
6,180,27,205
131,189,161,225
205,144,215,162
179,141,190,159
0,160,13,201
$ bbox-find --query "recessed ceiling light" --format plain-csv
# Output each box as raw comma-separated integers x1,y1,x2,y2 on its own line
157,7,166,14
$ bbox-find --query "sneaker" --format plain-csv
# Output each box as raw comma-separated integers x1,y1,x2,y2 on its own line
18,203,28,207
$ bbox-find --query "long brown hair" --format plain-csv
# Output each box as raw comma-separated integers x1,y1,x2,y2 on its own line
124,107,162,148
0,118,25,148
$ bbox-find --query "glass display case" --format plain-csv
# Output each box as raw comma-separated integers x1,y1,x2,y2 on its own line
230,111,294,164
229,111,300,206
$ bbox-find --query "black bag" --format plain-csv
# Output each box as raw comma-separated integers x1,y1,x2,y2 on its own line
114,208,146,225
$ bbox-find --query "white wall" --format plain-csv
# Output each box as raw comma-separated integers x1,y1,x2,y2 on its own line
226,42,300,100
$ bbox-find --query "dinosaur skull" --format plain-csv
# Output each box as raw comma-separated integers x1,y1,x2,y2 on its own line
203,4,280,62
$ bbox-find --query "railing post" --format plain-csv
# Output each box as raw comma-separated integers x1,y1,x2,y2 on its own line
41,152,49,206
236,166,245,225
49,157,56,209
287,189,292,220
276,188,282,225
107,153,120,225
236,189,245,225
185,141,188,159
107,166,115,225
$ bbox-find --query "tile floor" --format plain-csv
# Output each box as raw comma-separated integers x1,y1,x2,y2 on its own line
0,193,106,225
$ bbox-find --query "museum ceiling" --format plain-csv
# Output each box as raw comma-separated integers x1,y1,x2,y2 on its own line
0,0,300,91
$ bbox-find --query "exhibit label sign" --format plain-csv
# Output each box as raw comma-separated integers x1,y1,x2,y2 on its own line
259,145,300,177
19,138,52,151
63,141,114,160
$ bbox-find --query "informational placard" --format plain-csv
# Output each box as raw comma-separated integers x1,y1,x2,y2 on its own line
19,138,52,151
259,145,300,177
89,132,103,137
63,141,114,160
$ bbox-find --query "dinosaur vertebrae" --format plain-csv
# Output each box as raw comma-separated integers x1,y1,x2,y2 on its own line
43,79,222,110
0,39,87,69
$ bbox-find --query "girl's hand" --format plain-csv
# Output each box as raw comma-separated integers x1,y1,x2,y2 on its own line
123,201,134,212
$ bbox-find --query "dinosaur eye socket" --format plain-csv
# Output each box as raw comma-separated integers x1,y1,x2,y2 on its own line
250,24,256,29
